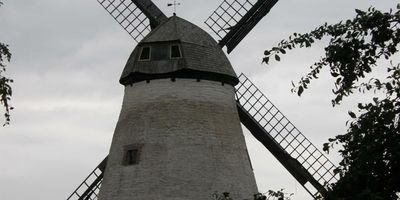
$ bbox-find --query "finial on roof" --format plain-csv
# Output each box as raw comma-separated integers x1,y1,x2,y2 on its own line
167,1,181,15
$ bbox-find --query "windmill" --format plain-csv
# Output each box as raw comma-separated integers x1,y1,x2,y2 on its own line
66,0,338,199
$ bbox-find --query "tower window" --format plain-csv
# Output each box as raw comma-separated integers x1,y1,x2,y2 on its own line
123,145,141,166
139,46,151,61
126,149,138,165
170,45,181,58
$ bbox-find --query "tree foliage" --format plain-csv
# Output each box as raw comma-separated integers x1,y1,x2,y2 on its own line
263,4,400,200
212,190,292,200
0,1,13,126
0,42,12,126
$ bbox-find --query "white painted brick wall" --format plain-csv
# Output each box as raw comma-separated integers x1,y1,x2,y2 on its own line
99,79,258,200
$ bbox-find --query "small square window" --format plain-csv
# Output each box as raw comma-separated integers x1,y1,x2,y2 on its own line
170,45,181,58
126,149,138,165
123,146,141,166
139,46,151,61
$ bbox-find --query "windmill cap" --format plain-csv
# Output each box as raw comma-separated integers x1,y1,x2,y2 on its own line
119,16,239,86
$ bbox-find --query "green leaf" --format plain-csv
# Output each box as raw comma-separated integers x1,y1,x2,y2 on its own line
264,50,270,55
297,86,304,96
262,57,269,64
386,82,393,90
305,41,311,47
333,168,341,175
323,143,330,153
275,54,280,61
355,9,364,15
348,111,356,118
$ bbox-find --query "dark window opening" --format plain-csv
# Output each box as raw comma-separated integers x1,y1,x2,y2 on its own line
170,45,181,58
123,148,139,165
139,46,151,61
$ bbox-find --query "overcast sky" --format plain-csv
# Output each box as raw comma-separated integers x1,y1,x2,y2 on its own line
0,0,396,199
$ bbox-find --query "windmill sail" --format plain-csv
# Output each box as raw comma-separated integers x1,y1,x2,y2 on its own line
66,157,107,200
130,0,168,28
205,0,279,53
96,0,167,43
235,73,338,198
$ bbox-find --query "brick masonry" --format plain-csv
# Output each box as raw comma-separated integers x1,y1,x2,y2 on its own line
98,78,258,200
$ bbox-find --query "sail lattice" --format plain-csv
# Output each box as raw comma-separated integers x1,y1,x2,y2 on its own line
96,0,151,42
235,73,338,192
205,0,256,40
67,157,107,200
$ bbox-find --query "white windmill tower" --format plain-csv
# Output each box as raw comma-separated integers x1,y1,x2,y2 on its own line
98,13,258,200
67,0,339,199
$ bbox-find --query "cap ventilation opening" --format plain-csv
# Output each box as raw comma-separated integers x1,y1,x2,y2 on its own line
170,45,181,58
139,46,151,61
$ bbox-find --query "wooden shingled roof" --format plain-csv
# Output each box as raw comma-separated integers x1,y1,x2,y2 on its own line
120,16,239,86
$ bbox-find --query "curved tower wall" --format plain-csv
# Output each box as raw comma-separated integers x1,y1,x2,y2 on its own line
98,78,258,200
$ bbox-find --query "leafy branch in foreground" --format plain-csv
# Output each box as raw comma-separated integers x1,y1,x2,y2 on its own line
263,4,400,105
212,190,293,200
263,4,400,200
0,1,13,126
0,42,13,126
